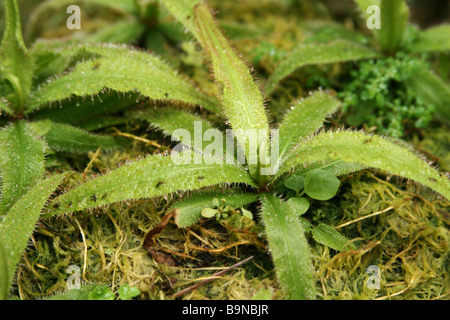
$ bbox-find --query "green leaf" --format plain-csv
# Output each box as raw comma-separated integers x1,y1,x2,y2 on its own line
118,284,140,300
131,106,220,150
378,0,409,54
172,191,258,228
304,169,341,201
0,98,13,116
279,131,450,199
0,0,34,111
50,154,257,215
277,91,341,162
266,40,380,94
35,121,126,154
47,285,100,300
241,207,253,220
291,161,366,178
163,1,269,180
0,238,8,300
31,92,140,125
259,193,316,300
286,197,310,216
201,208,218,218
0,121,46,214
284,175,304,193
410,24,450,53
84,20,145,44
27,44,219,113
0,173,65,291
405,63,450,123
88,285,115,300
312,223,356,251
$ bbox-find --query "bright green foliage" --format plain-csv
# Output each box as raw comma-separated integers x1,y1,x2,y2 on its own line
405,62,450,124
28,45,218,113
163,0,269,180
0,98,13,116
410,25,450,53
50,154,257,215
260,193,316,300
284,175,305,193
172,191,258,228
48,284,139,300
286,197,310,216
279,131,450,199
303,169,341,201
339,57,435,137
32,92,140,125
0,121,46,214
266,40,380,94
311,224,356,251
378,0,409,55
39,121,126,154
132,107,216,153
0,0,34,111
118,284,141,300
277,91,341,161
48,285,114,300
0,173,65,293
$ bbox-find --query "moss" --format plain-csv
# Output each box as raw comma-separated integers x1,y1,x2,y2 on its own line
11,166,447,300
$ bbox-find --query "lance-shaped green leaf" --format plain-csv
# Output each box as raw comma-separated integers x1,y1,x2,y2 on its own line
173,191,258,228
259,193,316,300
0,0,34,111
277,91,341,163
164,1,269,180
30,120,126,154
0,98,13,116
31,92,140,125
378,0,409,54
83,20,145,44
0,173,65,292
27,45,219,113
131,107,215,143
405,63,450,123
312,224,356,252
50,154,256,215
292,161,366,178
410,24,450,53
0,121,46,214
266,40,380,94
131,107,239,163
279,131,450,199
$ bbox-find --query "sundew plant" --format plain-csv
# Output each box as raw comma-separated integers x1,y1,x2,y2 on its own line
266,0,450,135
0,0,449,300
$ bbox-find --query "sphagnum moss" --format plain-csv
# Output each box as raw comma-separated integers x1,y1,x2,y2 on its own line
14,169,448,300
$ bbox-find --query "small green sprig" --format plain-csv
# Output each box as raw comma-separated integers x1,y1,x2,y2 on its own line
339,56,435,137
